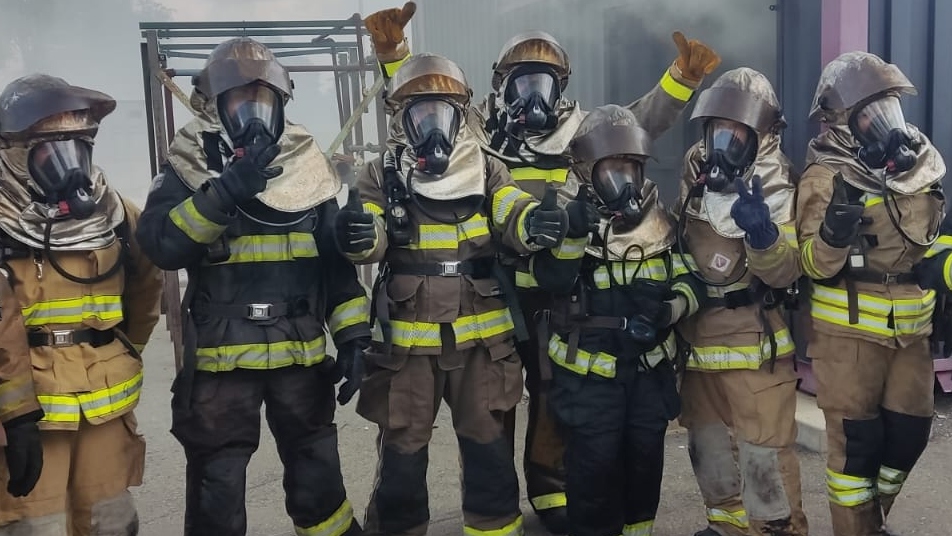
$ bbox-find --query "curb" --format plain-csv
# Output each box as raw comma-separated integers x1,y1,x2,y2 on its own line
795,390,827,454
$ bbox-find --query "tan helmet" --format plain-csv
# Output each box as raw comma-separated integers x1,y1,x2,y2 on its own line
571,104,652,166
491,31,571,92
193,37,293,102
809,51,915,124
0,74,116,141
691,67,785,134
388,53,472,105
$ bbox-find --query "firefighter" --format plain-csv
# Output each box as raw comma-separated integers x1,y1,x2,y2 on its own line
797,51,946,536
334,53,570,536
362,5,721,531
0,74,163,535
136,38,370,536
530,104,704,536
675,68,807,536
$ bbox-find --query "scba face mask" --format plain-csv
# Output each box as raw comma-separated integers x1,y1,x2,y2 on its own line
28,139,96,219
701,118,757,192
504,65,560,132
592,157,645,226
850,95,918,173
218,82,285,148
403,97,461,175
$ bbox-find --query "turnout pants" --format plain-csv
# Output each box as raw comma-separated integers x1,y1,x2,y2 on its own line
679,361,807,536
810,333,934,536
357,340,524,536
0,413,145,536
548,360,679,536
171,365,356,536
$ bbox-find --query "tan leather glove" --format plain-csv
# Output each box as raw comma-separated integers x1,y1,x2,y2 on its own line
670,31,721,87
363,2,416,63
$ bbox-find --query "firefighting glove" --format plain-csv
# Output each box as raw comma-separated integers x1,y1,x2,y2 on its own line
565,184,599,239
335,187,377,255
364,2,416,64
914,250,952,293
820,174,865,248
731,176,779,250
672,31,721,86
334,338,369,405
5,418,43,497
207,137,282,211
526,186,569,248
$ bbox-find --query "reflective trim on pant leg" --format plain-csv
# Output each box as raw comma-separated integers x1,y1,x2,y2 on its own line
529,492,567,511
825,468,876,507
463,514,524,536
738,442,791,522
622,519,654,536
877,466,908,498
295,499,355,536
88,491,139,535
0,513,69,536
707,508,750,529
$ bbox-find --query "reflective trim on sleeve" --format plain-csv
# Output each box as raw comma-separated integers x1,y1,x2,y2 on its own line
328,296,370,335
492,186,533,226
0,376,36,418
826,468,876,507
548,335,617,378
508,167,569,185
944,253,952,291
382,54,410,78
169,196,228,244
294,499,355,536
660,70,694,102
552,236,587,260
363,202,384,217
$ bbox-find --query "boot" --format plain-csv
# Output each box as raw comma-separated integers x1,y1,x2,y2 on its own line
758,517,798,536
693,528,721,536
536,506,570,535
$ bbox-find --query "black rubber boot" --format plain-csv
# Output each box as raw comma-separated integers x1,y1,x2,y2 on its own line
536,506,570,535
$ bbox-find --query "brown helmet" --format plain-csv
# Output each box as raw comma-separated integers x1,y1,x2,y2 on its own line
0,74,115,141
691,67,785,134
810,51,915,124
388,53,472,105
193,37,293,102
572,104,652,165
491,31,571,92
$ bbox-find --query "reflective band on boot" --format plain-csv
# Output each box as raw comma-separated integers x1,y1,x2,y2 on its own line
294,499,354,536
529,492,566,511
464,514,524,536
826,468,876,507
707,508,750,529
877,466,908,498
622,519,654,536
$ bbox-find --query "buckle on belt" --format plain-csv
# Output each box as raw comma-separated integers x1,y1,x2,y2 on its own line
438,261,461,276
247,303,274,320
882,273,900,285
51,330,74,347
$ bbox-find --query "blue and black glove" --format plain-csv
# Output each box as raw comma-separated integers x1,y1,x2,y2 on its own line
730,176,778,250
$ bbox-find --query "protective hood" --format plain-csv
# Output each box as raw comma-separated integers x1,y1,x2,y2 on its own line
166,89,340,212
387,108,486,201
0,149,123,250
806,124,945,195
681,133,795,238
472,93,584,164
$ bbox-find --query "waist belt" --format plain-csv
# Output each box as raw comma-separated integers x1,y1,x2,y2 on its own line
389,258,494,278
707,287,784,310
847,270,919,285
549,310,627,330
28,328,115,348
193,297,312,320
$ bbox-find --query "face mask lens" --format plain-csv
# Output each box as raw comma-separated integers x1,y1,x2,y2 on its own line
219,83,283,144
849,95,907,146
28,139,92,194
704,118,756,169
405,98,460,146
592,158,642,206
506,70,559,108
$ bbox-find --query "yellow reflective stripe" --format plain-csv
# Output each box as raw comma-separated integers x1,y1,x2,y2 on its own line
926,235,952,258
530,492,566,511
644,333,677,368
509,167,569,185
22,295,124,327
672,280,700,315
215,232,319,264
516,204,533,248
493,186,532,226
169,196,228,244
132,343,146,354
622,520,653,536
328,296,370,335
0,376,35,417
944,253,952,291
36,394,80,424
707,508,749,529
671,253,697,276
660,70,694,102
389,309,515,349
196,335,328,372
458,214,490,241
464,514,523,536
811,285,934,336
76,371,142,419
592,259,669,289
826,468,876,507
552,236,587,259
407,214,490,250
294,499,354,536
548,335,617,378
515,269,539,289
687,328,795,371
382,53,410,77
363,202,384,217
877,466,908,497
860,193,884,207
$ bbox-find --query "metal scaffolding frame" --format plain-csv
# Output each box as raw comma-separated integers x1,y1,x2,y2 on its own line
139,17,388,369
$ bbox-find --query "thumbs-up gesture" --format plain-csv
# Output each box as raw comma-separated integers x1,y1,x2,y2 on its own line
363,2,416,62
730,176,778,249
525,186,569,249
565,184,599,239
672,31,721,85
334,187,377,255
820,173,866,248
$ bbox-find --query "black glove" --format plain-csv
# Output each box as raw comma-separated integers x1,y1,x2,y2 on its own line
5,418,43,497
730,176,779,250
207,137,283,210
625,280,676,344
915,250,952,292
334,187,377,255
525,186,568,248
820,174,865,248
334,338,369,405
565,184,599,239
